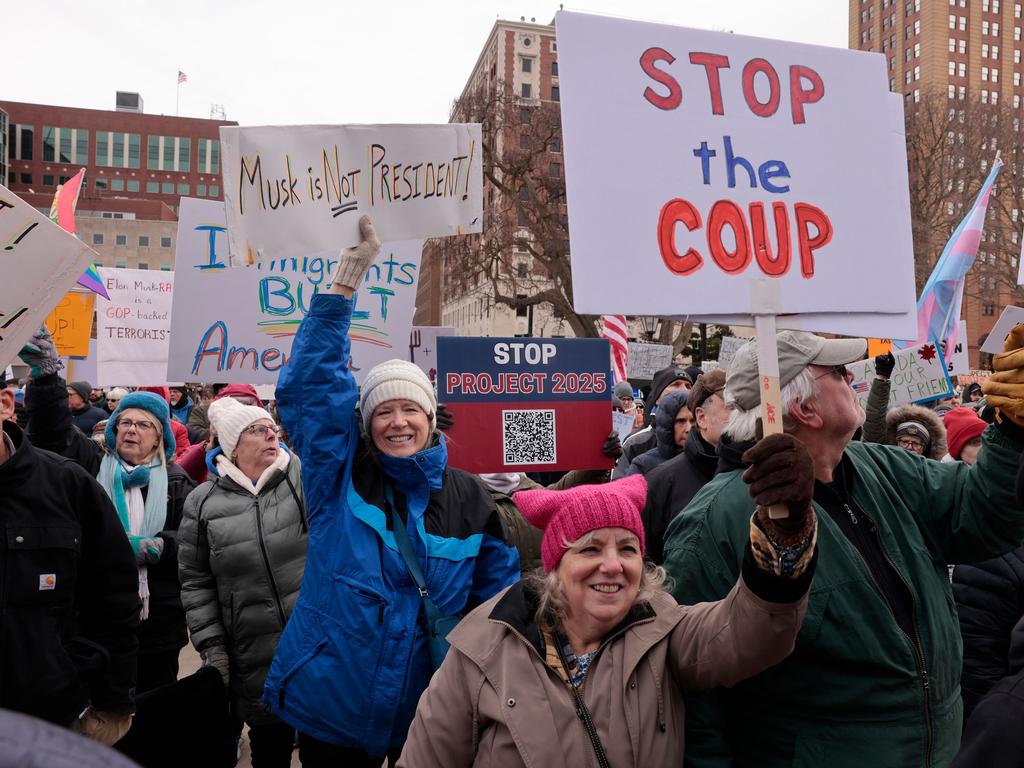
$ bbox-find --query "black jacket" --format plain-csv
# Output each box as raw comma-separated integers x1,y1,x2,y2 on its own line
952,547,1024,719
611,426,655,480
642,427,719,564
26,373,194,655
952,617,1024,767
627,390,689,477
0,421,139,725
71,404,109,436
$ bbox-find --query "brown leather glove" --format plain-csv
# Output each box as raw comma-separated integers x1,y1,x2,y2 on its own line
983,324,1024,427
741,433,815,534
80,708,133,746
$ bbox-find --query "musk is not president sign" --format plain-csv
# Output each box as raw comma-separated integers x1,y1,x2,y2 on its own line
437,337,613,473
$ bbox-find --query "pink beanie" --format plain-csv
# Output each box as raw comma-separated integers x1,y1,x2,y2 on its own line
515,475,648,572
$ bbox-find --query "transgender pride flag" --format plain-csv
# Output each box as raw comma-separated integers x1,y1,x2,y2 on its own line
908,157,1002,356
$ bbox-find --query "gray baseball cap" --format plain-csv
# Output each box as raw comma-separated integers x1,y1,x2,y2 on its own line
726,331,867,411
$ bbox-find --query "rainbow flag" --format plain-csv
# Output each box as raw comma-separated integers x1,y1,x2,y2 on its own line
903,157,1001,356
50,169,108,299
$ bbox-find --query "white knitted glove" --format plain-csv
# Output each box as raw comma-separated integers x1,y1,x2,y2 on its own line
332,215,382,290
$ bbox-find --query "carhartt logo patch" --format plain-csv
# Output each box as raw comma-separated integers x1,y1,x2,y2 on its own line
39,574,56,591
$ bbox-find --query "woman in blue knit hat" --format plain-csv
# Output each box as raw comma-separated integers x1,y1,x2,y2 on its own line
21,329,196,692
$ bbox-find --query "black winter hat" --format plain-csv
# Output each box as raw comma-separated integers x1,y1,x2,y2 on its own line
69,381,92,402
643,366,692,426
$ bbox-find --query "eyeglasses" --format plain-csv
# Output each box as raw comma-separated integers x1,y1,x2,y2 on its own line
812,364,850,382
116,418,158,433
897,437,926,451
241,423,281,439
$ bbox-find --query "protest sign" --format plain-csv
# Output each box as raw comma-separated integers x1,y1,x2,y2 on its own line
849,341,953,409
45,291,94,357
220,124,482,265
0,184,97,369
409,325,455,385
867,338,892,358
717,335,748,370
612,410,636,443
96,268,174,386
981,306,1024,355
626,342,673,380
437,337,613,473
166,198,421,384
942,321,969,376
701,359,720,372
557,12,915,320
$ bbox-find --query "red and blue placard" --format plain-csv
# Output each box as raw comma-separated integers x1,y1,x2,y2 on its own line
437,337,613,473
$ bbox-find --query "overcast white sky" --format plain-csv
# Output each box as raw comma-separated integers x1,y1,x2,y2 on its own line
5,1,847,125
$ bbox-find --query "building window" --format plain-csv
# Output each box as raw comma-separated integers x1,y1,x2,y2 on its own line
161,182,174,194
551,86,560,101
115,234,126,246
521,83,532,98
42,126,89,163
177,183,190,195
551,61,558,76
960,39,967,53
95,132,140,168
92,234,104,245
549,162,561,178
59,175,70,184
197,184,207,197
197,139,220,174
960,16,967,30
19,173,31,184
949,37,956,52
1016,49,1022,63
127,180,140,192
983,20,990,34
950,13,957,28
519,134,530,150
521,57,532,73
148,136,191,171
209,185,219,197
160,236,172,248
983,43,989,57
138,235,150,247
549,139,561,153
12,125,33,160
160,263,172,271
993,91,1000,105
914,65,920,80
114,260,127,269
43,174,54,186
993,69,1000,82
949,84,957,98
983,66,990,80
982,90,990,103
520,107,531,124
959,62,966,76
1017,27,1022,40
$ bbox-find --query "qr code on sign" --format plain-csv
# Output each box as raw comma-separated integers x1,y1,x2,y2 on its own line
502,409,556,465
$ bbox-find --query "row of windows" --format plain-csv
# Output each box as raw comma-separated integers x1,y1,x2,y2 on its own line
520,57,558,76
519,83,560,100
99,260,173,270
92,233,173,248
20,173,221,197
7,124,219,175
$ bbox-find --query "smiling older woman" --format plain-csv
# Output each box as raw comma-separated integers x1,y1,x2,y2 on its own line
397,443,820,768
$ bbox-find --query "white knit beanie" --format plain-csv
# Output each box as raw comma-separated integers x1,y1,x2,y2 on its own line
209,396,275,460
360,359,437,434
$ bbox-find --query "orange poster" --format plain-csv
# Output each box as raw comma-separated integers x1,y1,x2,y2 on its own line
45,291,94,357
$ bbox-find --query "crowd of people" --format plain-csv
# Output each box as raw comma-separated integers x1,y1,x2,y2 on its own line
3,216,1024,767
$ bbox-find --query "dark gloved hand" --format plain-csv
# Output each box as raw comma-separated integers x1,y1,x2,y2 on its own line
601,430,623,459
332,215,382,290
201,644,230,687
435,404,454,431
741,433,815,533
874,352,895,378
132,536,164,566
984,325,1024,427
18,327,63,379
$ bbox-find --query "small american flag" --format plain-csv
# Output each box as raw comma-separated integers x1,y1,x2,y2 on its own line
853,381,870,394
600,315,630,384
178,70,188,84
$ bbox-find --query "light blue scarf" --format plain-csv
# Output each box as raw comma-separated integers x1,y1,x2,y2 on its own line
97,451,168,544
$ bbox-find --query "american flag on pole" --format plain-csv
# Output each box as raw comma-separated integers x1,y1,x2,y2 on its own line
601,315,629,384
178,70,188,84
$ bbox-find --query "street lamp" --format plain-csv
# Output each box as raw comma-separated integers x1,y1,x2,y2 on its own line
639,315,659,341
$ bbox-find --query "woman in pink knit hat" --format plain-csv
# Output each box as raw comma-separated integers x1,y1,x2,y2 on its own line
399,432,821,768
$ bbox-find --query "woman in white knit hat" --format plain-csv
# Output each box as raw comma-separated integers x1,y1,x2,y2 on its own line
178,397,308,767
261,217,520,768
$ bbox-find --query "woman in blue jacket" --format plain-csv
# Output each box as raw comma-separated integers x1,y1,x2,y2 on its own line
262,217,520,767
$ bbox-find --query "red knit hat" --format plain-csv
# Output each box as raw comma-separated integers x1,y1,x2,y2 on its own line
944,407,987,460
515,475,647,572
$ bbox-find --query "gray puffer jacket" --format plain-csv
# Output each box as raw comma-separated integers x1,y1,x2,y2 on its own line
178,447,308,724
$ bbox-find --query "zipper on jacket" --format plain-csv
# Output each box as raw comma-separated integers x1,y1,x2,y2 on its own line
848,504,934,767
254,501,287,628
843,503,859,526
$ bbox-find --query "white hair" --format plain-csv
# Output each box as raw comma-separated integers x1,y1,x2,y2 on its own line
723,367,820,442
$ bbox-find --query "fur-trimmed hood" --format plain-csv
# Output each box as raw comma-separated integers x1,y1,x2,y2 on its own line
884,404,947,460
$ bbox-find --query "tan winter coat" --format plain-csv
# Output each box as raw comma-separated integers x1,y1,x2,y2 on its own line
397,573,809,768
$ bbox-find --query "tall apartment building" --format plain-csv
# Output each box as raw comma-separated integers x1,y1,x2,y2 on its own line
850,0,1024,365
2,96,236,270
415,17,572,337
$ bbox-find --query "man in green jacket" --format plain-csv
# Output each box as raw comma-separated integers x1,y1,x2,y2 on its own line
664,330,1024,768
